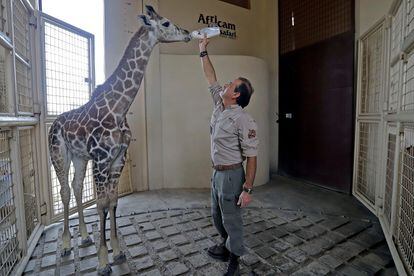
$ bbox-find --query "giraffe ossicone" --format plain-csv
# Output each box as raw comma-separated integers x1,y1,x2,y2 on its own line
48,6,190,275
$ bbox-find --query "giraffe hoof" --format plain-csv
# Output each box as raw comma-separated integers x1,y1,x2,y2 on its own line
97,264,112,276
61,248,71,257
112,252,127,265
79,236,93,248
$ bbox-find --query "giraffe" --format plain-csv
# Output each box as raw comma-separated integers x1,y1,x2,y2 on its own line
48,6,190,275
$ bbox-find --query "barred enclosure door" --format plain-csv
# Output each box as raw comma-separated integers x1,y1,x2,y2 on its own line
1,0,42,274
40,13,96,219
396,125,414,275
0,131,20,276
353,21,386,211
40,13,132,221
353,0,414,274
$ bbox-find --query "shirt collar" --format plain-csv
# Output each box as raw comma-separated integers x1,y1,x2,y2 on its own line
224,104,241,111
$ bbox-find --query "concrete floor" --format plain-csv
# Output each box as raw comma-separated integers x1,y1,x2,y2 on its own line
23,176,397,275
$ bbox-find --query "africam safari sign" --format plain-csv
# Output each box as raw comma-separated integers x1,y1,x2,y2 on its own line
197,14,237,39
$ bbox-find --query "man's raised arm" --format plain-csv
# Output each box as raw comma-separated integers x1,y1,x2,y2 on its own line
199,36,217,86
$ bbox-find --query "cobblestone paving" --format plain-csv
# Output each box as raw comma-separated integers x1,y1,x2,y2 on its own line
23,207,397,275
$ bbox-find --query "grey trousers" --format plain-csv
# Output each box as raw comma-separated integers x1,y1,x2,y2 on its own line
211,167,245,256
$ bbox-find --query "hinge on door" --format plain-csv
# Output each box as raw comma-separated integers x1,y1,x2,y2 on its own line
40,202,47,216
29,15,37,29
33,103,41,115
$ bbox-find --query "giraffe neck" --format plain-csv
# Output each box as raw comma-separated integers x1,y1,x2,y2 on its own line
92,27,157,117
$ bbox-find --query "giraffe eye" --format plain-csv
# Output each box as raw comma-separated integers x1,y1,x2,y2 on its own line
162,21,170,27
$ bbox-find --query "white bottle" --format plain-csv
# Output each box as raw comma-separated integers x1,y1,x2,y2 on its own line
191,26,221,39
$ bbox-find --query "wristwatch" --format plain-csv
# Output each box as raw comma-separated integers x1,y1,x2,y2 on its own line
199,50,208,57
243,186,253,194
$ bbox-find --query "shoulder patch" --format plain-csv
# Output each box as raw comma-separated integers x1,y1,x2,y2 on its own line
248,129,256,139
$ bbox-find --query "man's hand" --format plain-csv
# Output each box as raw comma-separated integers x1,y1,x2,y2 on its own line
237,191,252,208
199,35,209,52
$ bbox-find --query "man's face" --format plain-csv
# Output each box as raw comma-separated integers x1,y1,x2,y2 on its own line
221,78,242,102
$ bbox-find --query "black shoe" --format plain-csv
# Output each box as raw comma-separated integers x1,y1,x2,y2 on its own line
224,253,240,276
207,241,230,261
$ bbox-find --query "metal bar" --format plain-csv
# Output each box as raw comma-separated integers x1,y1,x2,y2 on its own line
0,207,15,225
379,216,409,275
356,116,382,122
11,127,28,254
0,31,13,49
357,113,383,119
385,113,414,122
390,122,402,237
375,120,386,213
14,52,30,68
36,13,53,225
9,0,18,117
20,0,34,13
0,116,38,126
13,224,44,275
89,33,95,93
354,190,377,215
389,0,404,15
0,242,19,274
40,11,94,39
383,19,392,113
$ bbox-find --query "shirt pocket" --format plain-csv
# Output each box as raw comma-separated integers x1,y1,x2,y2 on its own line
218,122,236,135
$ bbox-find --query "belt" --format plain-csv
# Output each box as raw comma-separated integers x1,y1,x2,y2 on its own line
213,163,242,171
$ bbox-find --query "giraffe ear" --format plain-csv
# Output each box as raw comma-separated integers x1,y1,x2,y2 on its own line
145,5,161,20
138,15,152,27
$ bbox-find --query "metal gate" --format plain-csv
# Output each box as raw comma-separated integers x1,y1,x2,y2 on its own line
354,0,414,274
0,0,41,275
396,125,414,275
39,13,96,219
0,130,20,276
40,12,133,220
354,21,386,210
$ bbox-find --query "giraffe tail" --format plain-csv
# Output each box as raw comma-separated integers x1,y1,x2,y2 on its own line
48,119,62,151
48,118,69,170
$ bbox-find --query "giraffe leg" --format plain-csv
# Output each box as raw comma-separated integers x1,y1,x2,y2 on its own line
110,205,126,265
93,160,112,275
51,141,72,257
108,148,128,265
71,156,93,247
97,206,111,275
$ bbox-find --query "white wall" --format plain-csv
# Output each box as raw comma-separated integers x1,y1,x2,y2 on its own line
355,0,394,36
104,0,276,190
104,0,148,192
160,55,270,189
157,0,279,174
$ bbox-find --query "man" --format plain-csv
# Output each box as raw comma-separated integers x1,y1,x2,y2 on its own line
199,36,258,276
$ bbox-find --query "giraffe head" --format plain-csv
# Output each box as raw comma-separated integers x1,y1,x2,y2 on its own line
138,5,191,43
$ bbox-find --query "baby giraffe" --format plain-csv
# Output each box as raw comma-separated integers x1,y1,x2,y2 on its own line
48,6,190,275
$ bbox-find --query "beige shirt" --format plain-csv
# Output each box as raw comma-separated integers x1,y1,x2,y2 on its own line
209,82,259,166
